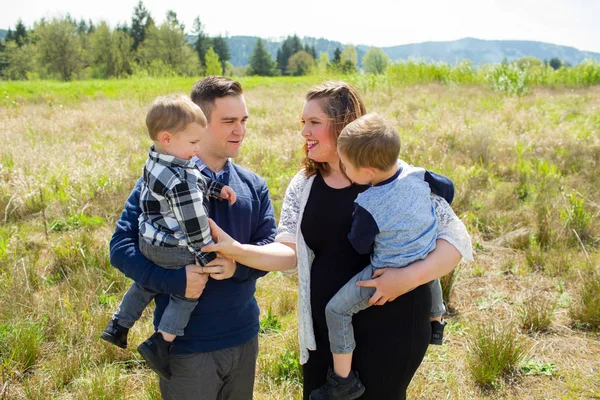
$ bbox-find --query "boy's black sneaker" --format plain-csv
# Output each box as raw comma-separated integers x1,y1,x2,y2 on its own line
137,332,172,380
430,320,447,345
100,318,129,349
309,367,365,400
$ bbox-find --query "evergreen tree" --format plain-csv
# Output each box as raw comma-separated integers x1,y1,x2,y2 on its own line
211,36,230,74
165,10,184,31
204,47,222,76
276,35,303,75
333,48,342,63
549,57,562,70
4,28,14,43
192,16,211,66
130,0,151,50
247,38,277,76
14,20,28,47
77,19,88,35
328,47,342,72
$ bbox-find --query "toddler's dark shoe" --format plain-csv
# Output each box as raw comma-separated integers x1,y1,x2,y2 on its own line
430,320,447,345
100,318,129,349
137,332,172,380
309,367,365,400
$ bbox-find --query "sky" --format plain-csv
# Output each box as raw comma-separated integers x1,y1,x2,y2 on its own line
1,0,599,53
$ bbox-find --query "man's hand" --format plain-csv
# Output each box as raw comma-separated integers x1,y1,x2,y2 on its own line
204,255,237,280
184,264,210,299
220,185,237,205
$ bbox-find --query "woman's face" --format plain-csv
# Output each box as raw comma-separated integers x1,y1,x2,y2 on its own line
301,99,338,165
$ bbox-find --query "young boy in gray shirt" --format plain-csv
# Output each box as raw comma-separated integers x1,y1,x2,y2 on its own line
311,113,449,400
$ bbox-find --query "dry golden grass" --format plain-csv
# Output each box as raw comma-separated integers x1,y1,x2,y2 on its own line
0,79,599,399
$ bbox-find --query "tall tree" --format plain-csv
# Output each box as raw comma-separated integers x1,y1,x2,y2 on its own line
165,10,184,31
549,57,562,70
35,17,84,81
192,16,211,66
286,50,315,76
13,19,28,47
4,41,37,79
333,47,342,64
138,13,199,76
211,36,230,74
89,22,134,78
130,0,152,50
362,47,389,74
276,35,303,75
204,47,222,76
247,38,277,76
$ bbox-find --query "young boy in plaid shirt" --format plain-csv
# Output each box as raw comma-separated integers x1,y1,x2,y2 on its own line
101,94,235,380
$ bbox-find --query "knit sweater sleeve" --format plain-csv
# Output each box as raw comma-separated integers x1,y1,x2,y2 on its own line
276,171,308,244
432,194,474,262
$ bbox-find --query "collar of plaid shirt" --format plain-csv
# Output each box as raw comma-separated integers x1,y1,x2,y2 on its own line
192,156,231,180
148,146,197,169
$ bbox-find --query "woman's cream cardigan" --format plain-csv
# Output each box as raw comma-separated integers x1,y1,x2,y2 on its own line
275,170,474,364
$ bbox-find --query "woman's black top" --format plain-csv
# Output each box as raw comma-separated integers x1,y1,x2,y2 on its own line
301,173,432,400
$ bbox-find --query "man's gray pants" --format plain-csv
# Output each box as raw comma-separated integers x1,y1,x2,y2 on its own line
159,335,259,400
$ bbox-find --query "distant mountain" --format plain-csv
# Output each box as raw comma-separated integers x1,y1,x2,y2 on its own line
224,36,600,67
370,38,600,66
0,29,7,41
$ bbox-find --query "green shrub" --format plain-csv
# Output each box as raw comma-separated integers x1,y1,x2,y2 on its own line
467,321,529,388
0,319,46,372
569,271,600,330
519,295,556,332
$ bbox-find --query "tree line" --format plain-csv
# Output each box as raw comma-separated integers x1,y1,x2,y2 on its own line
0,1,392,81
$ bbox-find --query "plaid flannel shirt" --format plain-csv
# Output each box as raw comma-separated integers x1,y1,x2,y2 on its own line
139,147,224,265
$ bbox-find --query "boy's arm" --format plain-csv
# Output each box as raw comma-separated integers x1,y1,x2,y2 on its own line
348,204,379,255
204,177,226,199
110,180,187,297
425,171,454,205
166,179,217,264
232,182,278,281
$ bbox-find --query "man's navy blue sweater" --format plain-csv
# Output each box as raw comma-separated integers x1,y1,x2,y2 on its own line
110,162,277,354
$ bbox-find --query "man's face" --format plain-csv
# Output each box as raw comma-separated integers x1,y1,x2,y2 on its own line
202,95,248,161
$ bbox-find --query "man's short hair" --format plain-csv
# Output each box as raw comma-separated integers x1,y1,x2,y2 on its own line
190,76,243,122
337,113,400,171
146,94,207,140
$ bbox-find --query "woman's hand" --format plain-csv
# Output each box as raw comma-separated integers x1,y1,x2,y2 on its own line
356,239,462,306
356,267,417,306
201,218,243,259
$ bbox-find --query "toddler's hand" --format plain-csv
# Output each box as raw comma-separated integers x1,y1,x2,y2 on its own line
220,185,236,205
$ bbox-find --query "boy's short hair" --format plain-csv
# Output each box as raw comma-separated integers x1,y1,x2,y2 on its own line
146,94,207,140
337,113,400,171
190,76,243,122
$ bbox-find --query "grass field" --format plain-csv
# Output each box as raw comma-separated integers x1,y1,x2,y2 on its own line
0,75,599,399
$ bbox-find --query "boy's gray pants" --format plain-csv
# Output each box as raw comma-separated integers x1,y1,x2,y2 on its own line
325,264,446,354
112,238,198,336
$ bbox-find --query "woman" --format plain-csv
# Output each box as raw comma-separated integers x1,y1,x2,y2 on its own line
203,81,473,399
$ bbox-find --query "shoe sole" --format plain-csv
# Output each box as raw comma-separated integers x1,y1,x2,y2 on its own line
137,342,172,381
100,332,127,349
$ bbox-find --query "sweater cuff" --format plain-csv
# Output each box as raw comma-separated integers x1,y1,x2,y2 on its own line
167,267,188,298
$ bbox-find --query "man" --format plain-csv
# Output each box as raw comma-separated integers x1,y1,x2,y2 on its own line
109,76,277,399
